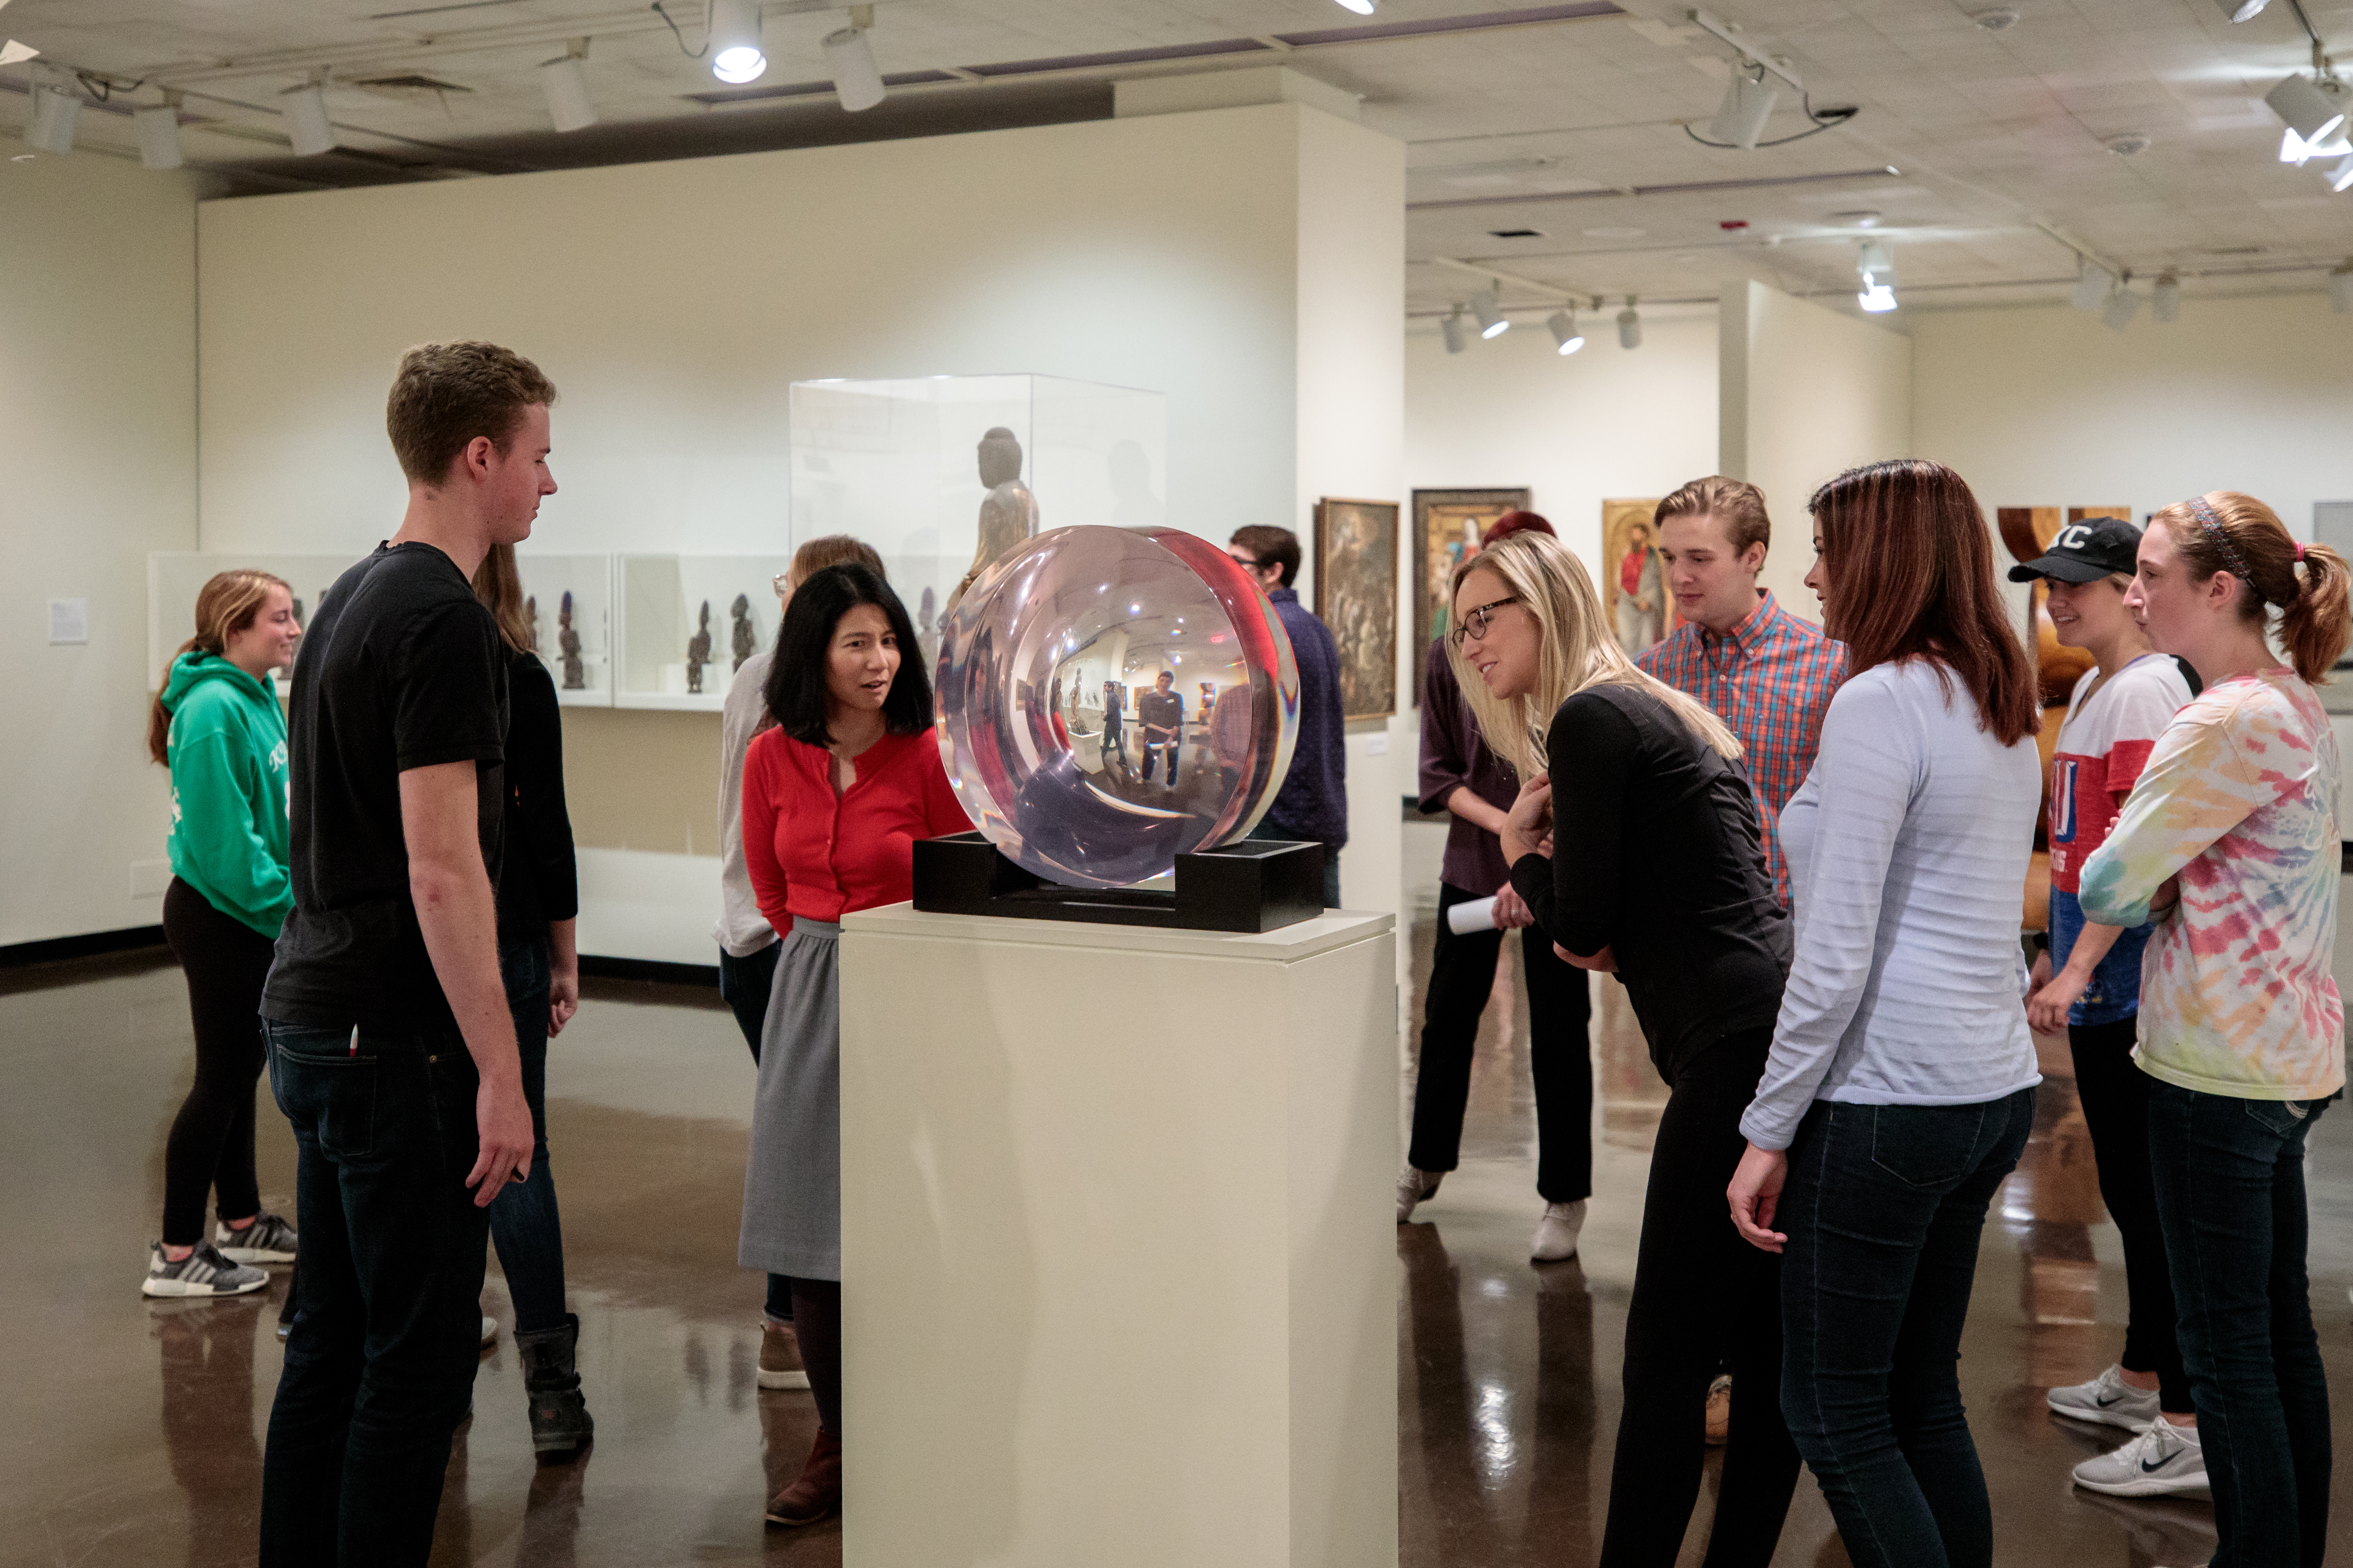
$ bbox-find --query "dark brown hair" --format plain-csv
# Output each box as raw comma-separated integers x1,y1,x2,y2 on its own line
1808,459,2038,746
1656,475,1772,557
1482,509,1554,544
148,569,289,765
789,534,884,587
471,542,534,657
1229,525,1301,588
2149,491,2351,684
386,341,558,486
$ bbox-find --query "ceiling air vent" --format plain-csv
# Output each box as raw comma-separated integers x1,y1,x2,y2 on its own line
1488,228,1547,238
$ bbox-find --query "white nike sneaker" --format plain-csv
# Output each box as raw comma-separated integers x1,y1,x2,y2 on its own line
2046,1364,2162,1431
1396,1165,1442,1223
1530,1200,1586,1263
2071,1418,2210,1499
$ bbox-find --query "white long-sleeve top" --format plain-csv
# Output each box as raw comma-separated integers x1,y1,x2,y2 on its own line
1739,659,2045,1151
714,650,781,958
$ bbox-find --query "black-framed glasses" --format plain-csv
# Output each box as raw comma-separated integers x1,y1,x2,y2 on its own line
1228,553,1263,570
1449,594,1519,649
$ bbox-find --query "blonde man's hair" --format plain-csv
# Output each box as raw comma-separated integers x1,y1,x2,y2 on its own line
1447,531,1741,777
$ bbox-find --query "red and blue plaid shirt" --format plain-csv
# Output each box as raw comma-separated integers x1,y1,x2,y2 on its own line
1636,590,1846,906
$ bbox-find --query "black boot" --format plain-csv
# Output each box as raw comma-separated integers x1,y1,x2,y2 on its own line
514,1312,594,1457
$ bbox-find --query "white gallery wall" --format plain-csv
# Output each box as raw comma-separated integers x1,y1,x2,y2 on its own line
0,155,208,947
195,100,1408,955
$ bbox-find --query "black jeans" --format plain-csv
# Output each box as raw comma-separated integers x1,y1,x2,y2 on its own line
486,936,568,1335
2069,1018,2187,1411
160,878,276,1245
1600,1027,1797,1567
2148,1080,2331,1568
260,1018,492,1567
718,938,780,1064
1408,880,1593,1202
1142,738,1179,786
1777,1088,2035,1568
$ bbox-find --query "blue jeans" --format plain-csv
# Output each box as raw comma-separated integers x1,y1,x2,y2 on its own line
1776,1089,2035,1568
259,1017,491,1566
2147,1080,2331,1567
487,936,568,1335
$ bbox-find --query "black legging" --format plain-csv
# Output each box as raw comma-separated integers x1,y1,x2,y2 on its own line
1600,1026,1800,1568
2071,1016,2190,1413
793,1279,843,1435
160,877,277,1246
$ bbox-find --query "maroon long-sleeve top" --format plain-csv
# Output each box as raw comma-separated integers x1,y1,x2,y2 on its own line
741,727,974,927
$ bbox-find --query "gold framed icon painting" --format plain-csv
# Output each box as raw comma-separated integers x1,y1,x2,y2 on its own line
1411,487,1529,702
1313,496,1400,722
1600,498,1668,658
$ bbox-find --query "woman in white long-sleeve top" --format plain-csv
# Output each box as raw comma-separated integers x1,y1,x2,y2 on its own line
1726,459,2044,1568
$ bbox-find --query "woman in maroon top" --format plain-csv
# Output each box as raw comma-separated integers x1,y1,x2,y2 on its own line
738,563,972,1529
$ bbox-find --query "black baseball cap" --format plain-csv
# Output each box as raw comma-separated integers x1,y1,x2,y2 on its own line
2007,516,2142,584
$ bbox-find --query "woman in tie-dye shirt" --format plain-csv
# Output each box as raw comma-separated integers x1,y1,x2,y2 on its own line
2078,490,2349,1568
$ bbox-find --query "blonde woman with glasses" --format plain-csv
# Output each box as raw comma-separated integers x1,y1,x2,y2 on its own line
1450,530,1799,1567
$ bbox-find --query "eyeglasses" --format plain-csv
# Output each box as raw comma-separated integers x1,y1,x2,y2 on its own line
1228,553,1263,570
1449,594,1519,649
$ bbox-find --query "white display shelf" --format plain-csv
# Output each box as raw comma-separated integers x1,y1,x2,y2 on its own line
515,553,614,708
788,374,1166,644
614,554,791,712
148,550,370,694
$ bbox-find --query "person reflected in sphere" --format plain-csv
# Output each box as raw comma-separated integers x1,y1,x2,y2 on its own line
741,562,973,1530
945,426,1039,619
1099,679,1127,769
1138,669,1185,787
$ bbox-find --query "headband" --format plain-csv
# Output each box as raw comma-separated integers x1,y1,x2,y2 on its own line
2186,494,2260,599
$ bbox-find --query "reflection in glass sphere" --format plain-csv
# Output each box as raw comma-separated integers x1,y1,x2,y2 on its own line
934,525,1300,889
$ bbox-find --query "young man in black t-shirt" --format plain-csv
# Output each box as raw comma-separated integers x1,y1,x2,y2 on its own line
258,342,555,1567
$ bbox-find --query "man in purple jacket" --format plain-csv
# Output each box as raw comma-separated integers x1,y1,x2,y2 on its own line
1228,525,1347,908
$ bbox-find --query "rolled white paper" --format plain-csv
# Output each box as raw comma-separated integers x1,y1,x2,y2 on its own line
1446,896,1499,935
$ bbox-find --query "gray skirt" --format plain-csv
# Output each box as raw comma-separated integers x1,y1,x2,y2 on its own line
738,916,841,1282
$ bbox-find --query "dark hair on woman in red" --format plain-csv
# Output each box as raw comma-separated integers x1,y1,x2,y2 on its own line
1483,509,1555,544
1808,459,2038,747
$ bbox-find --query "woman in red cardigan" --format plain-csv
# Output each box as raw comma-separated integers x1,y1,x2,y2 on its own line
739,562,973,1528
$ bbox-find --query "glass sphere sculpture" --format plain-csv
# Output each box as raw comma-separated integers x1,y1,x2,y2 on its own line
934,525,1300,889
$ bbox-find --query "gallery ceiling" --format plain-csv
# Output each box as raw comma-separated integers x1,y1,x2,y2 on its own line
6,0,2350,320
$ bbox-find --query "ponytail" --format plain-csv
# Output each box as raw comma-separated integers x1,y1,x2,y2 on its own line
148,569,289,766
2150,492,2350,685
2281,542,2352,684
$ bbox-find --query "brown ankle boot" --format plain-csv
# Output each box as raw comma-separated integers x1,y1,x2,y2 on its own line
764,1428,842,1528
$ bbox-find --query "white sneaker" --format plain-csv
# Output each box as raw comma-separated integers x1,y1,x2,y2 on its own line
2071,1418,2210,1499
1396,1165,1442,1223
2047,1364,2163,1431
1530,1200,1586,1262
480,1315,499,1349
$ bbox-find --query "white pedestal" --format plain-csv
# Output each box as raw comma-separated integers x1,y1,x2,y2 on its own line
838,902,1400,1568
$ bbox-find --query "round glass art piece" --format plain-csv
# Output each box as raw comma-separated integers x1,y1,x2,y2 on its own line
934,525,1300,889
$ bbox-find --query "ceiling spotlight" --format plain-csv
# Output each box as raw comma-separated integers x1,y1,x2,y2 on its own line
2153,271,2181,321
1708,63,1781,150
25,78,78,155
540,44,596,133
1334,0,1378,12
1441,308,1469,354
2217,0,2269,20
1617,298,1643,349
282,82,335,156
1856,239,1895,281
2102,283,2141,331
1857,282,1898,312
2333,262,2353,314
823,15,885,112
133,102,183,169
709,0,766,85
0,39,39,68
1547,309,1585,354
2071,259,2116,312
2328,152,2353,192
1470,289,1509,339
2267,75,2350,151
1971,7,2020,28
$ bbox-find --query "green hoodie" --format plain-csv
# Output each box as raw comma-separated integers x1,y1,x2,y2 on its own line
162,649,292,938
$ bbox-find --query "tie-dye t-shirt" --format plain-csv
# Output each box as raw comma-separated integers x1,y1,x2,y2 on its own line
2077,668,2344,1102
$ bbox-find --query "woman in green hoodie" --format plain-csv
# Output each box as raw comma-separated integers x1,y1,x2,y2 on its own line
142,569,303,1298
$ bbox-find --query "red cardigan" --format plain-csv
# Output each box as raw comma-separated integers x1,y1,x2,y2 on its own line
741,726,974,927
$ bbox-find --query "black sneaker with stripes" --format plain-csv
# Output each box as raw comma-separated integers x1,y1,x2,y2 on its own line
143,1241,268,1298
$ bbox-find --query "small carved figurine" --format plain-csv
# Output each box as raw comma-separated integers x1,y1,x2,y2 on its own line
686,600,713,695
524,594,540,654
730,593,755,671
558,591,584,690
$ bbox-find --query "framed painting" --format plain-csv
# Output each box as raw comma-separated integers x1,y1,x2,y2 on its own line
1313,496,1400,722
1411,487,1529,701
1599,498,1667,657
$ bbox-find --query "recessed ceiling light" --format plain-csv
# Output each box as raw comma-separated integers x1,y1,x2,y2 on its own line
1582,226,1647,240
2105,132,2152,157
1972,8,2020,29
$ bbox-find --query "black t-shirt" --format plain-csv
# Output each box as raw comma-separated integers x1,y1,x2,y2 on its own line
1507,683,1790,1083
496,650,579,946
262,542,508,1031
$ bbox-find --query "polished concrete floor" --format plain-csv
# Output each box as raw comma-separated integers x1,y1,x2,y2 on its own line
7,831,2353,1566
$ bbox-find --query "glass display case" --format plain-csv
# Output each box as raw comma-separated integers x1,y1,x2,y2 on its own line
514,553,614,708
788,374,1168,654
614,554,792,710
148,550,370,696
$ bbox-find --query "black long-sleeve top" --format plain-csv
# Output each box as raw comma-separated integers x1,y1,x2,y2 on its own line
1507,682,1790,1081
496,651,579,946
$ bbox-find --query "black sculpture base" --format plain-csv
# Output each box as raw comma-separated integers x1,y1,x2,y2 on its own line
912,831,1325,933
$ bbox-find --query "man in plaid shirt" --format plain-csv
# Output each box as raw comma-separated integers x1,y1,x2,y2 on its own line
1634,476,1845,907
